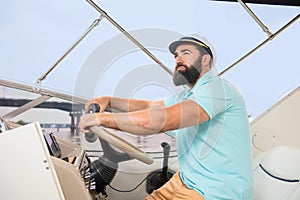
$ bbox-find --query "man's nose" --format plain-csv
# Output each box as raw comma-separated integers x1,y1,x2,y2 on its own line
175,55,185,65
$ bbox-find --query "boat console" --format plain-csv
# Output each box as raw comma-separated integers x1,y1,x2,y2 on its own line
0,121,178,200
0,122,93,200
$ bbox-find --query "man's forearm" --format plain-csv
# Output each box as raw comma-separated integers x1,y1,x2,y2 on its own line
109,97,164,112
97,105,167,135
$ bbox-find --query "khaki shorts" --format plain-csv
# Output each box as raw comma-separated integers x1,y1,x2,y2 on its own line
144,171,204,200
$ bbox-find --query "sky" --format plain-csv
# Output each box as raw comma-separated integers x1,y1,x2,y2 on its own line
0,0,299,122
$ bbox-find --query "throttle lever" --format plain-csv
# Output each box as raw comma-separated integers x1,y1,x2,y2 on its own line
85,103,100,143
161,142,171,176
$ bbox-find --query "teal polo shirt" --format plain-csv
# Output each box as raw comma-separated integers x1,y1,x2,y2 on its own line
164,70,253,199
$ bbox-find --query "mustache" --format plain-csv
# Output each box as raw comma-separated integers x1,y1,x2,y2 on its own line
175,63,188,70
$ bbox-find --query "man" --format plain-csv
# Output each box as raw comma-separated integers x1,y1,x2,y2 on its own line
79,36,253,199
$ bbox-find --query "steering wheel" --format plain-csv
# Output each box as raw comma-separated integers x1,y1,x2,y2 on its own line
84,104,153,196
85,103,153,165
89,125,153,165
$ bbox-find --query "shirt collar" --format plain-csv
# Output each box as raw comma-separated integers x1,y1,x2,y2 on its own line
183,69,218,92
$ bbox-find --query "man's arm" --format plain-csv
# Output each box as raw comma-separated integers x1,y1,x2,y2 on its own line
85,96,164,113
79,100,209,135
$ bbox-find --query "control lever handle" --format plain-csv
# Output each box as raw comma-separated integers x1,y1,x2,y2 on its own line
161,142,170,175
146,142,172,194
85,103,100,143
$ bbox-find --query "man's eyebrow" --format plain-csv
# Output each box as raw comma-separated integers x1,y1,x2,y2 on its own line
180,49,192,53
174,49,192,57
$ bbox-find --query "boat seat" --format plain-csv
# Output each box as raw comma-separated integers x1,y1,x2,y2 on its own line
253,145,300,200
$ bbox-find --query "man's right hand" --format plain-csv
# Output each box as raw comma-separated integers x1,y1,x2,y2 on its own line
84,96,111,113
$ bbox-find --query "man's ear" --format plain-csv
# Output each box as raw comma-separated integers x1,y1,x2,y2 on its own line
201,54,211,66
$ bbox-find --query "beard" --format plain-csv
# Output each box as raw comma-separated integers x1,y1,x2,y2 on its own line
172,57,202,86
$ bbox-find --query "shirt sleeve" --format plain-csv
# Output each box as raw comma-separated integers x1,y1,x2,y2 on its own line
164,94,178,107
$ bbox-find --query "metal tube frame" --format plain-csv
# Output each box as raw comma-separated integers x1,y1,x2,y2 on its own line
34,0,298,84
85,0,173,75
237,0,272,36
35,0,173,88
219,14,299,76
35,17,103,85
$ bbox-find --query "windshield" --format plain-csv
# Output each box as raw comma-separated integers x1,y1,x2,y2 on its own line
1,0,299,123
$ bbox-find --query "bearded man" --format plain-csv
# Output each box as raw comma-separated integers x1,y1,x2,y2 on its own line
79,35,253,200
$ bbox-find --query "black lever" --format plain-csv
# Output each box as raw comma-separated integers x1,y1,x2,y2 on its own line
146,142,173,194
161,142,171,178
84,103,100,143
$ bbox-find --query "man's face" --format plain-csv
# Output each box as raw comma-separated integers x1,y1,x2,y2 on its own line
172,44,202,86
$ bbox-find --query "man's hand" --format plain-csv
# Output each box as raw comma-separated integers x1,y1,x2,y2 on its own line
78,113,100,133
84,96,111,113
